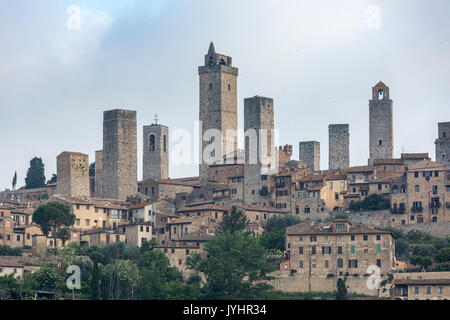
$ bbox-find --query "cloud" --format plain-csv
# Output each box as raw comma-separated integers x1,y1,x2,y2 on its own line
49,7,112,66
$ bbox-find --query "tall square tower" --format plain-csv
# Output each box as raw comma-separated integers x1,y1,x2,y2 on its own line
243,96,275,204
198,42,238,182
369,81,393,165
143,122,169,181
435,122,450,168
102,109,137,200
299,141,320,171
329,124,350,170
56,151,90,198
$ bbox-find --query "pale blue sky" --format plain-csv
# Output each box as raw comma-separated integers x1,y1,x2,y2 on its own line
0,0,449,190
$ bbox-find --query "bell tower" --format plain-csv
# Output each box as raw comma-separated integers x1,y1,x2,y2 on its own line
369,81,393,165
198,42,238,182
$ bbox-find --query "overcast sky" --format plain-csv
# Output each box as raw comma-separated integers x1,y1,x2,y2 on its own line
0,0,449,190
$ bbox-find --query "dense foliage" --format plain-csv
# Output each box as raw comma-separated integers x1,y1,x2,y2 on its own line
25,157,46,189
384,228,450,271
349,194,390,211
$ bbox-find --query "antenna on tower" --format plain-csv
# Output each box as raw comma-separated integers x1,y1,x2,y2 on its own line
154,113,159,125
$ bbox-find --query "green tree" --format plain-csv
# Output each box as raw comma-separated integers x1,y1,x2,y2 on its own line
435,248,450,263
33,267,64,292
259,216,301,251
187,231,276,299
410,255,432,270
47,174,57,184
336,278,348,300
12,171,17,190
57,228,71,247
89,251,104,300
25,157,46,189
217,206,248,234
32,202,76,253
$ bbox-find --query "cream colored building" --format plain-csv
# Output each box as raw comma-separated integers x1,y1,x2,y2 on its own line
285,219,396,277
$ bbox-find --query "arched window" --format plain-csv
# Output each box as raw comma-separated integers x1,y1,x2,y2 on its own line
401,220,406,225
417,214,424,223
400,185,407,193
378,89,384,100
219,59,226,65
432,217,438,223
163,135,167,152
149,134,155,151
379,139,383,146
209,56,214,65
392,185,399,194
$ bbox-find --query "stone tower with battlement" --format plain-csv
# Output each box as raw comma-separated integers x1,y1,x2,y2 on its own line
299,141,320,171
329,124,349,170
435,122,450,168
198,42,238,182
243,96,276,205
102,109,137,200
56,151,90,198
143,123,169,181
369,81,393,165
94,150,103,197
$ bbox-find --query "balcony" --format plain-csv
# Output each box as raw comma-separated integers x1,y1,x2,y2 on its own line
391,208,405,214
429,202,441,209
259,187,269,196
411,207,423,213
275,183,286,188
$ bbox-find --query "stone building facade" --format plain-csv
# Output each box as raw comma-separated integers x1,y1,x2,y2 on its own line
56,151,90,198
299,141,320,171
143,123,169,181
244,96,276,205
102,109,137,200
198,42,238,182
328,124,349,170
369,81,393,165
94,150,103,197
435,122,450,168
285,219,396,278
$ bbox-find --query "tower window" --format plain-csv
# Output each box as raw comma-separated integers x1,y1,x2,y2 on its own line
149,134,156,151
163,135,167,152
444,132,447,138
209,56,214,65
378,89,384,100
228,84,231,91
379,139,383,146
209,83,213,90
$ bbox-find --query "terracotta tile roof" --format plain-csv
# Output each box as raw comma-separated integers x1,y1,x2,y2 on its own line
237,204,288,214
401,153,430,160
176,203,229,213
344,166,374,173
0,259,23,268
394,279,450,285
286,220,393,236
373,158,404,165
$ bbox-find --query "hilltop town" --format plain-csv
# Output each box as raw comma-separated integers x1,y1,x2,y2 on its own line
1,43,450,300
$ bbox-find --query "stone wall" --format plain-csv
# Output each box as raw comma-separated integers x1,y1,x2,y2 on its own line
56,151,90,198
299,141,320,171
435,122,450,168
328,124,349,170
347,209,450,237
143,124,169,181
244,96,275,205
94,150,103,197
369,82,393,165
102,109,137,200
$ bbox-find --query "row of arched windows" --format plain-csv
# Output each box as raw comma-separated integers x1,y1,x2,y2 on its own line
391,184,407,194
149,134,167,152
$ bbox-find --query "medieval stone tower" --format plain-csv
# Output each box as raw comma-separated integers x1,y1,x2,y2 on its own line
198,42,238,182
56,151,90,198
143,122,169,181
435,122,450,168
369,81,393,165
94,150,103,197
243,96,275,204
299,141,320,171
102,109,137,200
329,124,349,169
